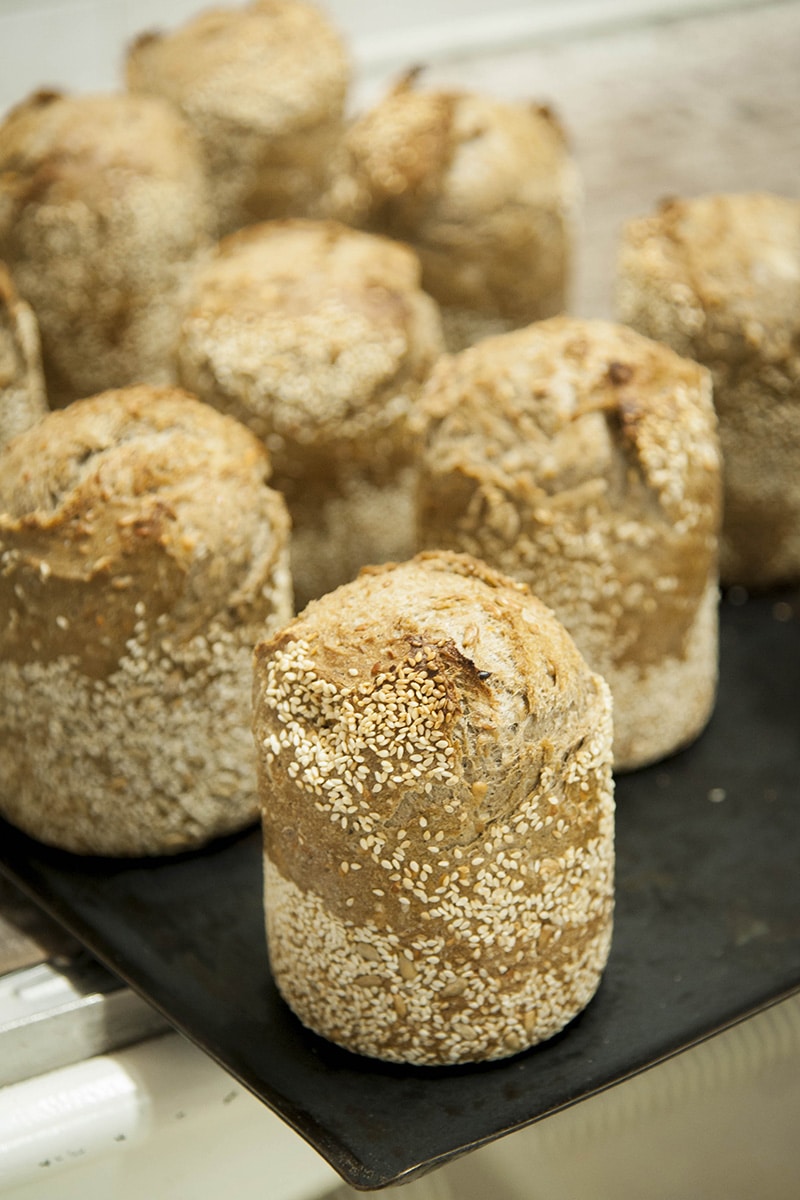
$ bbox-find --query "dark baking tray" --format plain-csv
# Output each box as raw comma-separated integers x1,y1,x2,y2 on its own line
1,588,799,1190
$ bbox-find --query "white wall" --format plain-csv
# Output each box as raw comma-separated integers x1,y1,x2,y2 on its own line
0,0,780,116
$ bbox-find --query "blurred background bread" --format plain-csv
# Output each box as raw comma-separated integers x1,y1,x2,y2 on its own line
0,263,47,450
617,192,800,588
415,316,722,770
126,0,351,237
0,89,214,408
176,218,445,609
0,385,292,856
318,70,579,350
253,550,614,1065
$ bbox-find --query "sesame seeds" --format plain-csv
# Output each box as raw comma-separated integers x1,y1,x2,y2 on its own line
255,553,615,1064
0,613,274,855
176,223,444,607
416,318,721,768
266,844,613,1065
0,389,294,854
256,635,462,838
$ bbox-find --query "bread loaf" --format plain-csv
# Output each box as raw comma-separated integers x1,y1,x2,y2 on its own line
318,72,579,350
0,386,292,855
415,317,722,771
617,192,800,587
0,89,213,408
126,0,350,237
253,551,614,1065
0,263,47,450
176,219,445,608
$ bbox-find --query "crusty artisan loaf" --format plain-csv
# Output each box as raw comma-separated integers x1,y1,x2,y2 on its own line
0,89,213,408
253,551,614,1066
0,263,47,450
415,317,722,771
318,71,579,351
126,0,350,237
617,192,800,588
0,386,292,856
176,218,445,609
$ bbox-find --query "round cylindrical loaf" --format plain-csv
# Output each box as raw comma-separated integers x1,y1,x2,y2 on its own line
0,263,47,450
415,317,722,771
616,192,800,588
318,71,579,351
126,0,350,237
176,218,445,608
0,89,213,408
253,551,614,1066
0,386,292,855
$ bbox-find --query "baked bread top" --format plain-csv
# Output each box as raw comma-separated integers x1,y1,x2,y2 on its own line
617,192,800,360
0,88,213,405
0,263,47,448
254,549,613,931
126,0,349,137
320,71,578,322
415,316,720,668
177,218,444,462
0,385,289,678
0,87,209,221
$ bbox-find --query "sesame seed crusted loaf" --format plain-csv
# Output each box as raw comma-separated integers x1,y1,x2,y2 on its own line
176,218,445,609
0,385,292,856
0,263,47,450
126,0,350,237
617,192,800,588
317,71,579,351
253,550,614,1066
415,316,722,771
0,89,214,409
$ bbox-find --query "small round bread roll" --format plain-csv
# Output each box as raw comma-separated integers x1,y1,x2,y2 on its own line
176,219,445,608
126,0,350,237
319,71,579,351
0,386,292,856
0,89,213,408
415,317,722,771
617,192,800,588
0,263,47,450
253,550,615,1066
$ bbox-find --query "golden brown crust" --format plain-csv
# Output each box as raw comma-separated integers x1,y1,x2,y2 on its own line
617,192,800,587
0,263,47,449
0,385,292,855
318,73,579,349
0,90,213,408
253,550,614,1065
415,317,721,770
177,219,445,606
126,0,350,235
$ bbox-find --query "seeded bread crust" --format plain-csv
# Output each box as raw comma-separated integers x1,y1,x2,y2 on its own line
318,72,579,351
0,89,214,409
176,219,445,608
0,386,292,855
253,551,614,1065
617,192,800,587
415,316,722,771
126,0,350,237
0,264,47,450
